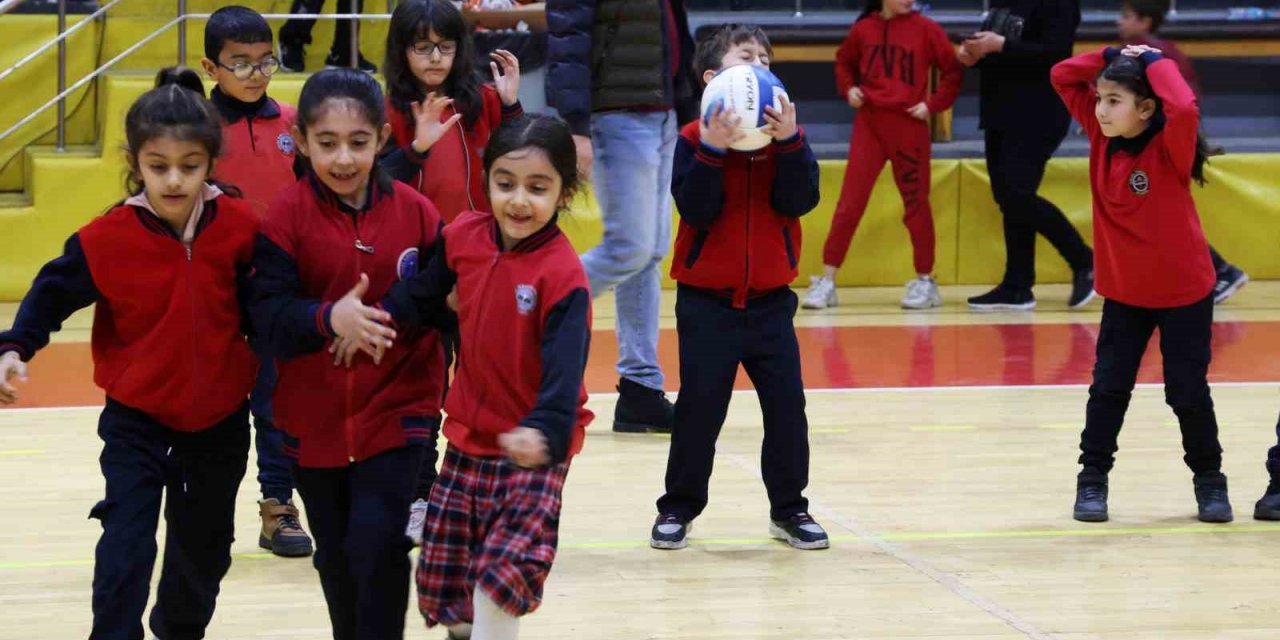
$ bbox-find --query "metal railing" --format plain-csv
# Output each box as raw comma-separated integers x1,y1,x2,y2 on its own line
0,2,396,148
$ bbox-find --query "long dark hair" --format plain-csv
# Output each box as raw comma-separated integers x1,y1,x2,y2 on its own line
384,0,483,128
123,67,222,195
484,115,580,210
1100,55,1213,185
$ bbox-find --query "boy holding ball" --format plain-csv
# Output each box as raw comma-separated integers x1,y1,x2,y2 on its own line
650,24,828,551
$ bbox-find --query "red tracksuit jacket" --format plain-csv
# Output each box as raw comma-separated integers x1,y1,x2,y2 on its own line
209,88,299,217
382,85,523,222
252,172,446,467
834,11,962,113
1051,49,1215,308
669,123,821,308
0,193,259,430
381,210,593,465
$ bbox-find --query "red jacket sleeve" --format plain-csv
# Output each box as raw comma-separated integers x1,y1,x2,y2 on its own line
834,22,861,98
1051,49,1105,140
1146,56,1200,181
925,20,962,114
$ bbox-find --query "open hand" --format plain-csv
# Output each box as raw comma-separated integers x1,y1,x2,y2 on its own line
489,49,521,106
701,103,745,150
1121,44,1161,58
498,426,550,468
907,102,929,121
328,274,396,364
763,94,798,141
411,93,464,154
965,31,1006,58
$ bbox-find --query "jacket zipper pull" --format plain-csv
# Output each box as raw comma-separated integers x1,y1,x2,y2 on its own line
185,244,192,260
355,239,375,254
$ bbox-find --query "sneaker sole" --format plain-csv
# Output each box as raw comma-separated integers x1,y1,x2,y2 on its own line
613,421,671,434
1069,288,1097,309
1214,273,1249,304
1198,511,1234,523
800,300,834,310
649,537,689,550
1252,505,1280,520
968,301,1037,311
259,534,314,558
1073,510,1109,522
901,298,943,310
768,523,830,550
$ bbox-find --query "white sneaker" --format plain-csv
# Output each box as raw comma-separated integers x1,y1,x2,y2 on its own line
901,276,942,309
406,498,429,545
801,275,837,309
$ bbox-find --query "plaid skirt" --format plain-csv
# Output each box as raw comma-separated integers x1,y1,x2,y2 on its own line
417,445,569,626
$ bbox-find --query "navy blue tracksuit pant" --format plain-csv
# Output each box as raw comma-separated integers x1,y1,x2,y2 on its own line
658,285,811,522
294,444,425,640
91,399,249,640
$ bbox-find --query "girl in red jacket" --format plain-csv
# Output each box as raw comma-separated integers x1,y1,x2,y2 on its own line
332,114,593,640
802,0,961,310
1051,45,1230,524
0,69,258,639
380,0,524,222
250,68,447,639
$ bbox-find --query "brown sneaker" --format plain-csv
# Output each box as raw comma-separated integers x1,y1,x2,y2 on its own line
258,498,313,558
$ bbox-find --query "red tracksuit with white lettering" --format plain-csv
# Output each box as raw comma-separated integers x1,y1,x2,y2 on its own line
827,11,962,273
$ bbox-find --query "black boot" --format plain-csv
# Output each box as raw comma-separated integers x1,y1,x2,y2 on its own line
613,378,673,433
1073,468,1109,522
1253,480,1280,520
1193,471,1233,523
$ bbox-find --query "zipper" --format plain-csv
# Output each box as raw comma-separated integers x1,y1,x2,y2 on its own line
247,117,257,152
743,155,754,303
882,19,891,78
344,211,366,462
459,125,477,211
184,238,198,416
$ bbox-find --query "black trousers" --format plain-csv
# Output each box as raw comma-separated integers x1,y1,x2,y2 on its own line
280,0,358,55
90,400,249,640
294,445,424,640
984,127,1094,290
657,286,810,522
1080,295,1222,474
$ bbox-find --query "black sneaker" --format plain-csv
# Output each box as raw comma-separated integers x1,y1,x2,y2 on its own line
1073,468,1109,522
279,41,305,73
967,285,1036,311
769,512,830,550
1213,264,1249,304
613,378,673,433
324,50,378,73
649,514,689,550
1193,471,1233,523
1253,480,1280,520
1069,269,1096,308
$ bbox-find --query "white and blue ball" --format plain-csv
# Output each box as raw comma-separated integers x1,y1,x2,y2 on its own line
699,64,789,152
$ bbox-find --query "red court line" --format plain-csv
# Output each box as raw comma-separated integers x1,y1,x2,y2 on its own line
3,321,1276,410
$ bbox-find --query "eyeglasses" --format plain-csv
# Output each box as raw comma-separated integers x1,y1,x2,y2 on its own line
217,57,281,80
410,40,458,57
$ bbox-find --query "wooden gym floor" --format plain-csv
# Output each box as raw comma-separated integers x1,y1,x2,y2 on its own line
3,282,1280,639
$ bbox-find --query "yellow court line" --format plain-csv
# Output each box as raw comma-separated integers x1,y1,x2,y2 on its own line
5,524,1279,570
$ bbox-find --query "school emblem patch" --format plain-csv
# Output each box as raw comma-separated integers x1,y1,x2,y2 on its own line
515,284,537,315
276,133,295,155
1128,169,1149,196
396,248,419,281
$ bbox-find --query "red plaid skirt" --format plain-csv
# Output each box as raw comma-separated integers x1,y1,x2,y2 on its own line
417,446,569,626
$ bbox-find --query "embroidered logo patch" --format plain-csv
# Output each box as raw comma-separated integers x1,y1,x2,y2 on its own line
276,133,295,155
1128,169,1149,196
515,284,537,315
396,248,419,281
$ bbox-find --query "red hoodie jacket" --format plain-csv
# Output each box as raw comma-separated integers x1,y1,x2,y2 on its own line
382,210,593,465
669,123,821,308
0,194,259,430
209,89,299,217
383,85,523,222
252,173,446,467
1051,49,1214,308
834,11,963,114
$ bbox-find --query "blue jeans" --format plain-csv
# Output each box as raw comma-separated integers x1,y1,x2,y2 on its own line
251,357,294,504
582,110,677,390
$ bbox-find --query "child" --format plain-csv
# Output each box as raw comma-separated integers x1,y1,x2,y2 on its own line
1116,0,1250,304
332,114,593,640
381,0,524,222
199,4,312,558
650,25,828,551
802,0,961,310
0,69,258,639
250,68,446,639
1051,45,1231,523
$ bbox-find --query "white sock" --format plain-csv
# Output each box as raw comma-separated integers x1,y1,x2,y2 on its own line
472,589,519,640
446,623,473,639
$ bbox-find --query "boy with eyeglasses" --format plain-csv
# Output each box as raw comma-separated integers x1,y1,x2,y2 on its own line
199,5,314,559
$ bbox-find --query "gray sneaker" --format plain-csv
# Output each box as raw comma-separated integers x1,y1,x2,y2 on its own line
801,275,837,309
901,276,942,309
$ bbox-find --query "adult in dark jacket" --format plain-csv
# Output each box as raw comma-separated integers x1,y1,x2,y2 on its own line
545,0,699,433
961,0,1096,311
